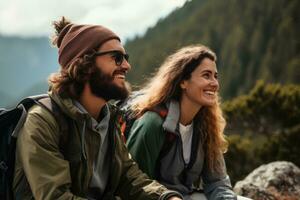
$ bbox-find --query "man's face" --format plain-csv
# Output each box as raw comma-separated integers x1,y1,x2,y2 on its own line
89,39,131,101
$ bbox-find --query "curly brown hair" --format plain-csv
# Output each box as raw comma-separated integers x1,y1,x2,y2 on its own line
48,17,96,99
131,45,228,173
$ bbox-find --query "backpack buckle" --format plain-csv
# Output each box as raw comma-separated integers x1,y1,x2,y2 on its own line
0,161,8,171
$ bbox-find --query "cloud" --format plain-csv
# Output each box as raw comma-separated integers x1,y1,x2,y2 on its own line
0,0,186,40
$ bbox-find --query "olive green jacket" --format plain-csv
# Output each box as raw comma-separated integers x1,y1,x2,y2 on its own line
13,91,181,200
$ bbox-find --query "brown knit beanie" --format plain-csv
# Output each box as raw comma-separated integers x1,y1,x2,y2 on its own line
56,23,120,67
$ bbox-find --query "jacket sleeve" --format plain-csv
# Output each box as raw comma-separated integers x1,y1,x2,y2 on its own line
202,154,237,200
114,132,182,200
15,105,86,200
126,111,166,179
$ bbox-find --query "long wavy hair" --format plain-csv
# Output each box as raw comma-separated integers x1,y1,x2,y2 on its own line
131,45,228,172
48,17,96,99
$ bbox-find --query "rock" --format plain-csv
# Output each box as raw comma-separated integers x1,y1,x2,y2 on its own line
234,161,300,200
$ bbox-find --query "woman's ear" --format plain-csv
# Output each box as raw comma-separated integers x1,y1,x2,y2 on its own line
180,80,187,90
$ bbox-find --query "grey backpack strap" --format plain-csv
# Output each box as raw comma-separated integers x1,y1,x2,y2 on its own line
37,97,71,154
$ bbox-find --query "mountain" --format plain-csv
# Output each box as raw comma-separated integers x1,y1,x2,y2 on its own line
0,35,58,107
0,90,12,108
125,0,300,99
0,0,299,107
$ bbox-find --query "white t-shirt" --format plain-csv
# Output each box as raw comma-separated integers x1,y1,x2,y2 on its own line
179,122,193,164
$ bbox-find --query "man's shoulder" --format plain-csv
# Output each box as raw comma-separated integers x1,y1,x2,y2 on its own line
15,103,62,150
26,104,59,130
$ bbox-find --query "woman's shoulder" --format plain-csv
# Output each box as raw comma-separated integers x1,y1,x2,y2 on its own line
129,110,166,141
137,110,165,128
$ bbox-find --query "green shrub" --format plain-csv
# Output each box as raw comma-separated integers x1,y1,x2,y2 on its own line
223,81,300,185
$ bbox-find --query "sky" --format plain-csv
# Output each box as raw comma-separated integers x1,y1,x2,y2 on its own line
0,0,186,41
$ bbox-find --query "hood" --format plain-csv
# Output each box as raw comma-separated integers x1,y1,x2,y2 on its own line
162,100,181,135
48,90,89,122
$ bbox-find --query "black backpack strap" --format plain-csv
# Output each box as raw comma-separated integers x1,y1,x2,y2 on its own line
1,94,72,200
8,94,49,138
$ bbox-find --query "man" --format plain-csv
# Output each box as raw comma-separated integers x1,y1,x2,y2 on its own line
12,17,182,200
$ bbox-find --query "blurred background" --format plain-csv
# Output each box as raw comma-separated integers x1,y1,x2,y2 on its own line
0,0,299,185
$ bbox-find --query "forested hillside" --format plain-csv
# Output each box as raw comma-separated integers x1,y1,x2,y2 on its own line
0,0,299,107
223,81,300,183
125,0,299,99
0,35,57,107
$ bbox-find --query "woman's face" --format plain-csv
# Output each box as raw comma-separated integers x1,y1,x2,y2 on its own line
180,57,219,107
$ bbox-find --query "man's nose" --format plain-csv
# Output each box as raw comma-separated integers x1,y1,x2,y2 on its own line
122,59,131,71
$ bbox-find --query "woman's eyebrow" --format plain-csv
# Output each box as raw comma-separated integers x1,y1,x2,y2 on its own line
201,69,218,74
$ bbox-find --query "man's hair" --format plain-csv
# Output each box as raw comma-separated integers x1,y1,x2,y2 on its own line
48,17,96,99
51,16,71,46
131,45,228,172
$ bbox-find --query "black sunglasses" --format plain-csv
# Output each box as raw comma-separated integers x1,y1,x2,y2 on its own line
94,50,129,66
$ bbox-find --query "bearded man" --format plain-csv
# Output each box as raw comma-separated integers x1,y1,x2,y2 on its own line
12,17,182,200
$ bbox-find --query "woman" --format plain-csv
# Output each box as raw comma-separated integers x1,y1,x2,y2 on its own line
126,45,238,200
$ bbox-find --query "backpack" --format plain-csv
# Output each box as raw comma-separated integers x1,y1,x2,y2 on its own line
0,94,71,200
118,98,176,160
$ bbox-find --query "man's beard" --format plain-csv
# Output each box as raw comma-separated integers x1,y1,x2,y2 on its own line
89,66,129,101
